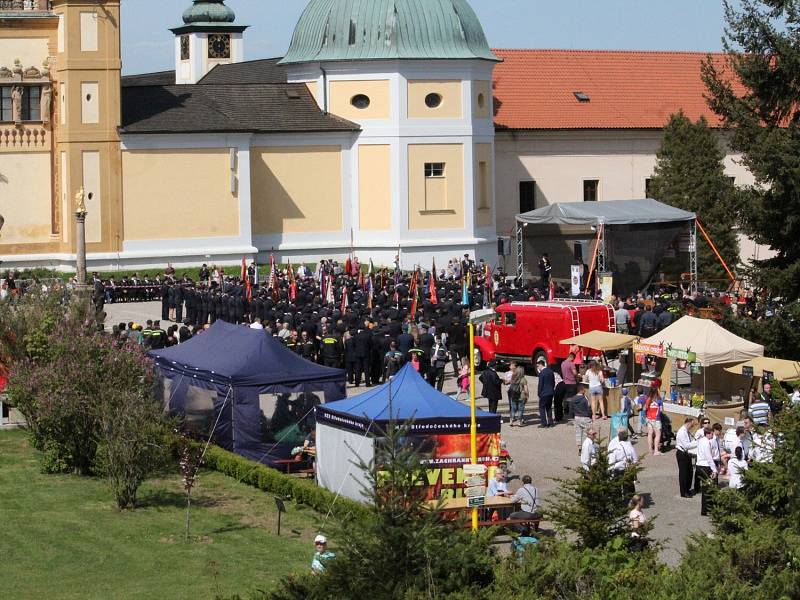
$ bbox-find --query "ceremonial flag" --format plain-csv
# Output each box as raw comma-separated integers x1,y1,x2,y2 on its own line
345,257,352,276
341,285,349,313
367,273,374,309
288,263,297,301
358,270,365,290
241,256,252,301
410,268,419,317
429,259,438,305
268,254,275,288
483,264,492,307
325,274,334,305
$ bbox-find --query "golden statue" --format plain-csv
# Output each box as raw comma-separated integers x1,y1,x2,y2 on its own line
75,187,87,215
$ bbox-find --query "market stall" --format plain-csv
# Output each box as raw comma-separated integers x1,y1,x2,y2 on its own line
561,330,638,414
724,357,800,383
635,316,763,422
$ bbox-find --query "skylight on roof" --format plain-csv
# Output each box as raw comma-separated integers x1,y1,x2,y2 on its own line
573,91,590,103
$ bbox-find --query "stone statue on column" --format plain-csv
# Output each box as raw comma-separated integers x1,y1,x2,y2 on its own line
41,85,52,124
74,187,88,287
75,187,87,215
11,85,23,126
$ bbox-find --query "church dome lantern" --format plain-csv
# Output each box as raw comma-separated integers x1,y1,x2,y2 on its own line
182,0,236,26
279,0,499,65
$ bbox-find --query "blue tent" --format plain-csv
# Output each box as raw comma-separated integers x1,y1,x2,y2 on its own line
317,363,501,435
149,321,346,463
315,364,501,502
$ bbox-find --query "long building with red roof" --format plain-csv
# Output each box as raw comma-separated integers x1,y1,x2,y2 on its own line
489,49,765,266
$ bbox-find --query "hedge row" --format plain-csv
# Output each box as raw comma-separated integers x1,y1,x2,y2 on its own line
201,445,371,522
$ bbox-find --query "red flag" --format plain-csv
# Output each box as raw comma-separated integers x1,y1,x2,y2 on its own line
410,268,421,316
241,257,252,300
429,259,438,305
345,257,352,276
288,263,297,301
340,285,349,313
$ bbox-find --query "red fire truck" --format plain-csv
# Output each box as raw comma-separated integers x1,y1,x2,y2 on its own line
474,300,616,367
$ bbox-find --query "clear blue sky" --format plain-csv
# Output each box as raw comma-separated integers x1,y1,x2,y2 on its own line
121,0,731,74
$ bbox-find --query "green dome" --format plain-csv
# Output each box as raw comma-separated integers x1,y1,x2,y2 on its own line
182,0,235,25
279,0,499,65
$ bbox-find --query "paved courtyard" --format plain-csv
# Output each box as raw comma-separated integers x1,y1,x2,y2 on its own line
106,301,710,565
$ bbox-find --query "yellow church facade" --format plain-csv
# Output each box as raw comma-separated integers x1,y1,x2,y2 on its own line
0,0,500,271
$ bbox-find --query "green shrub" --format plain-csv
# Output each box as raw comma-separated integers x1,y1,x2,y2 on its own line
202,445,370,522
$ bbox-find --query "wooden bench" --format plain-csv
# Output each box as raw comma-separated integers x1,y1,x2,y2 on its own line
272,458,308,475
458,518,541,531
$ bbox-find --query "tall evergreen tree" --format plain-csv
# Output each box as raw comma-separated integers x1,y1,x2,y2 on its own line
546,445,648,550
267,420,496,600
703,0,800,299
649,111,741,283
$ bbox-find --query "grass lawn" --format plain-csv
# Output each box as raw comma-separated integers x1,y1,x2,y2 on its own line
0,429,321,599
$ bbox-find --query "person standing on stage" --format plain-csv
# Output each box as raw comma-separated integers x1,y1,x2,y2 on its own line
538,253,552,292
675,417,698,498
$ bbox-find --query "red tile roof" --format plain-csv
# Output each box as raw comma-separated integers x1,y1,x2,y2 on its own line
491,49,734,130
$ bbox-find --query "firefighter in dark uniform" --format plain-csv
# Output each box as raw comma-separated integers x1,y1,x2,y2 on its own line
299,330,316,362
160,281,171,321
354,323,372,387
319,325,343,368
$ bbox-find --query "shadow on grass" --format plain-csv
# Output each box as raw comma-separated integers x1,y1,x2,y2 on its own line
138,489,220,510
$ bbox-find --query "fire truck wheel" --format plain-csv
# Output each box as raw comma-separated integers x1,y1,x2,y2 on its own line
473,347,484,370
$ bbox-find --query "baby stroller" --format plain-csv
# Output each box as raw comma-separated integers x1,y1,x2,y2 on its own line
659,411,675,450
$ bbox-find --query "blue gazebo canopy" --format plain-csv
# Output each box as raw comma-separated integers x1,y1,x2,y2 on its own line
316,364,501,435
149,320,345,388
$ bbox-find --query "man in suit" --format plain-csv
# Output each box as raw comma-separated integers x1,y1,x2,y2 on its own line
536,358,556,428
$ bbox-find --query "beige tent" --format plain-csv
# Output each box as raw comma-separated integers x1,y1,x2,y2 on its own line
560,331,638,351
641,316,763,367
725,357,800,382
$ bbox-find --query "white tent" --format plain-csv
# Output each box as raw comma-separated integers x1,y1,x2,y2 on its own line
641,316,763,367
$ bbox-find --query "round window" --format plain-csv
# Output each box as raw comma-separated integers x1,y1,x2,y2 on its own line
351,94,371,109
425,93,443,109
477,93,485,109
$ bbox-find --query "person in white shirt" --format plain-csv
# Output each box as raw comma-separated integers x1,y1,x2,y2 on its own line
609,430,638,473
609,430,638,498
694,417,711,440
791,385,800,407
249,317,264,330
675,417,698,498
696,427,718,516
727,446,748,490
580,429,599,471
751,429,776,463
487,470,510,497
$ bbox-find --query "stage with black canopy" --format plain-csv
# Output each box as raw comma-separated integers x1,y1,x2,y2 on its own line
515,198,697,294
315,364,502,502
149,320,346,464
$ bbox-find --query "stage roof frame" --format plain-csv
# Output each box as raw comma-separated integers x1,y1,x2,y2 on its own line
516,198,696,226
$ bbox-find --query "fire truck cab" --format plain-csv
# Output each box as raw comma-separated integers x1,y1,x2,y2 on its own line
474,300,616,367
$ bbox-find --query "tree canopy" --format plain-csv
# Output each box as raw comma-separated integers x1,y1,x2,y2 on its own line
702,0,800,299
649,111,741,282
